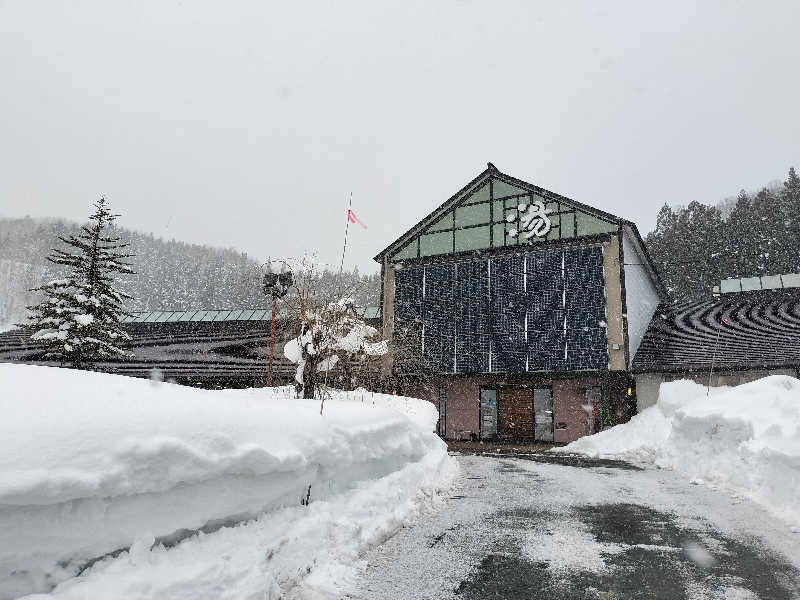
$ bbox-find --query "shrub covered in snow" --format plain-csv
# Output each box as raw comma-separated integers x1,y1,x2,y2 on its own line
284,297,387,399
0,364,454,599
558,376,800,527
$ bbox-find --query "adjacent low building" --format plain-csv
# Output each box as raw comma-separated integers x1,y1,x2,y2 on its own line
0,309,294,387
633,274,800,410
0,308,381,388
375,163,665,443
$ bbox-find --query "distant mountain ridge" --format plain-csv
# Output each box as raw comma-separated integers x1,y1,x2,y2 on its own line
0,216,380,327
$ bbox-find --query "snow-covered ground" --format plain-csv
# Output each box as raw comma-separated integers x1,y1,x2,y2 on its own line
0,364,456,600
559,376,800,527
348,454,800,599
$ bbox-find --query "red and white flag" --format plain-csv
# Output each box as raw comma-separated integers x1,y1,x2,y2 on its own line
347,209,367,229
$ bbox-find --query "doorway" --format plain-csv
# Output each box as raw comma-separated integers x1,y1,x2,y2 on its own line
479,388,498,440
498,387,535,441
437,386,447,438
480,385,554,442
533,386,554,442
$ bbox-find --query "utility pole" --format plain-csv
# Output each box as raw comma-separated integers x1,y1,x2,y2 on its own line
263,270,293,386
707,293,726,400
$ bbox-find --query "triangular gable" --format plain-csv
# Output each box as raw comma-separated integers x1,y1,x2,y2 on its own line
378,164,622,263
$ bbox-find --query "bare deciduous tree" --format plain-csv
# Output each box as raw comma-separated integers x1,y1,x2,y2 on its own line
278,256,388,411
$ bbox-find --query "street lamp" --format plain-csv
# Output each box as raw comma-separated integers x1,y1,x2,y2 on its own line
263,271,292,386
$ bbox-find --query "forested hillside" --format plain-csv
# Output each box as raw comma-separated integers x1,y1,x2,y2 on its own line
0,217,380,328
646,167,800,300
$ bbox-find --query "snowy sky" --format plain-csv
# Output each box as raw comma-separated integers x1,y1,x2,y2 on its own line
1,1,798,273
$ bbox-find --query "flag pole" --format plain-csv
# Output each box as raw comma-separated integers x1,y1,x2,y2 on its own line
321,193,353,413
338,192,353,295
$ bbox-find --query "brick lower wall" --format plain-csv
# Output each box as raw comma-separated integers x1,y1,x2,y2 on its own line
400,374,606,443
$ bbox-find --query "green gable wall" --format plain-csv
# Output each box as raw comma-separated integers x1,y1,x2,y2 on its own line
389,176,618,262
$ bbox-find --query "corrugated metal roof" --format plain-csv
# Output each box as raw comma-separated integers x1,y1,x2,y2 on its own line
358,306,381,320
632,288,800,373
719,273,800,294
120,306,381,323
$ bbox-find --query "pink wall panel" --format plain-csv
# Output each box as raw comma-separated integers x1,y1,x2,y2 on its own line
444,378,480,439
552,379,599,444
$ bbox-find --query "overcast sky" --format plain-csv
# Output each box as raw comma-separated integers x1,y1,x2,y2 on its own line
1,1,798,273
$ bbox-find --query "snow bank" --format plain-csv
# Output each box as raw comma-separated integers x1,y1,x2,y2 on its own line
330,387,440,431
0,364,455,599
559,376,800,526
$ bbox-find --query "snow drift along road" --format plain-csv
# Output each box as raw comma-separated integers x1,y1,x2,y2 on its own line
559,376,800,527
0,364,455,599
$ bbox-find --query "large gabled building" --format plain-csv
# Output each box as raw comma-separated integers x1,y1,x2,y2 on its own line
375,163,665,443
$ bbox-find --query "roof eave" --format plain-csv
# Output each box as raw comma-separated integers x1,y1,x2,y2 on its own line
373,164,496,262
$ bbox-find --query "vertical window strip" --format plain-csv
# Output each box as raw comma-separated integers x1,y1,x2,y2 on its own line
487,258,492,372
489,178,493,247
421,267,426,357
562,252,568,361
524,249,529,369
523,256,527,292
525,312,528,342
453,263,457,373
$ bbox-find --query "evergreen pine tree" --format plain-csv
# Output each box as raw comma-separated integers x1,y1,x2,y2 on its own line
681,201,725,295
723,191,750,277
782,167,800,272
784,167,800,198
749,188,779,275
645,204,681,297
25,197,135,367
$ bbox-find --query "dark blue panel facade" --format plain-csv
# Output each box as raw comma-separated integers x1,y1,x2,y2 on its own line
564,246,608,370
394,266,424,326
526,249,566,371
454,260,490,373
392,244,608,374
423,263,455,373
490,256,526,372
393,266,424,373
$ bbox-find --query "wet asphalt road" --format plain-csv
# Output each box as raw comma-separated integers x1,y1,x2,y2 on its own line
346,453,800,600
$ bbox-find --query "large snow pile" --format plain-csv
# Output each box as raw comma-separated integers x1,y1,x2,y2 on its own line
559,376,800,526
0,364,455,600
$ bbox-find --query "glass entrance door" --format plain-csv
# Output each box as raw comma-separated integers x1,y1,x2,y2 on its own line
533,387,554,442
479,388,498,439
437,387,446,438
